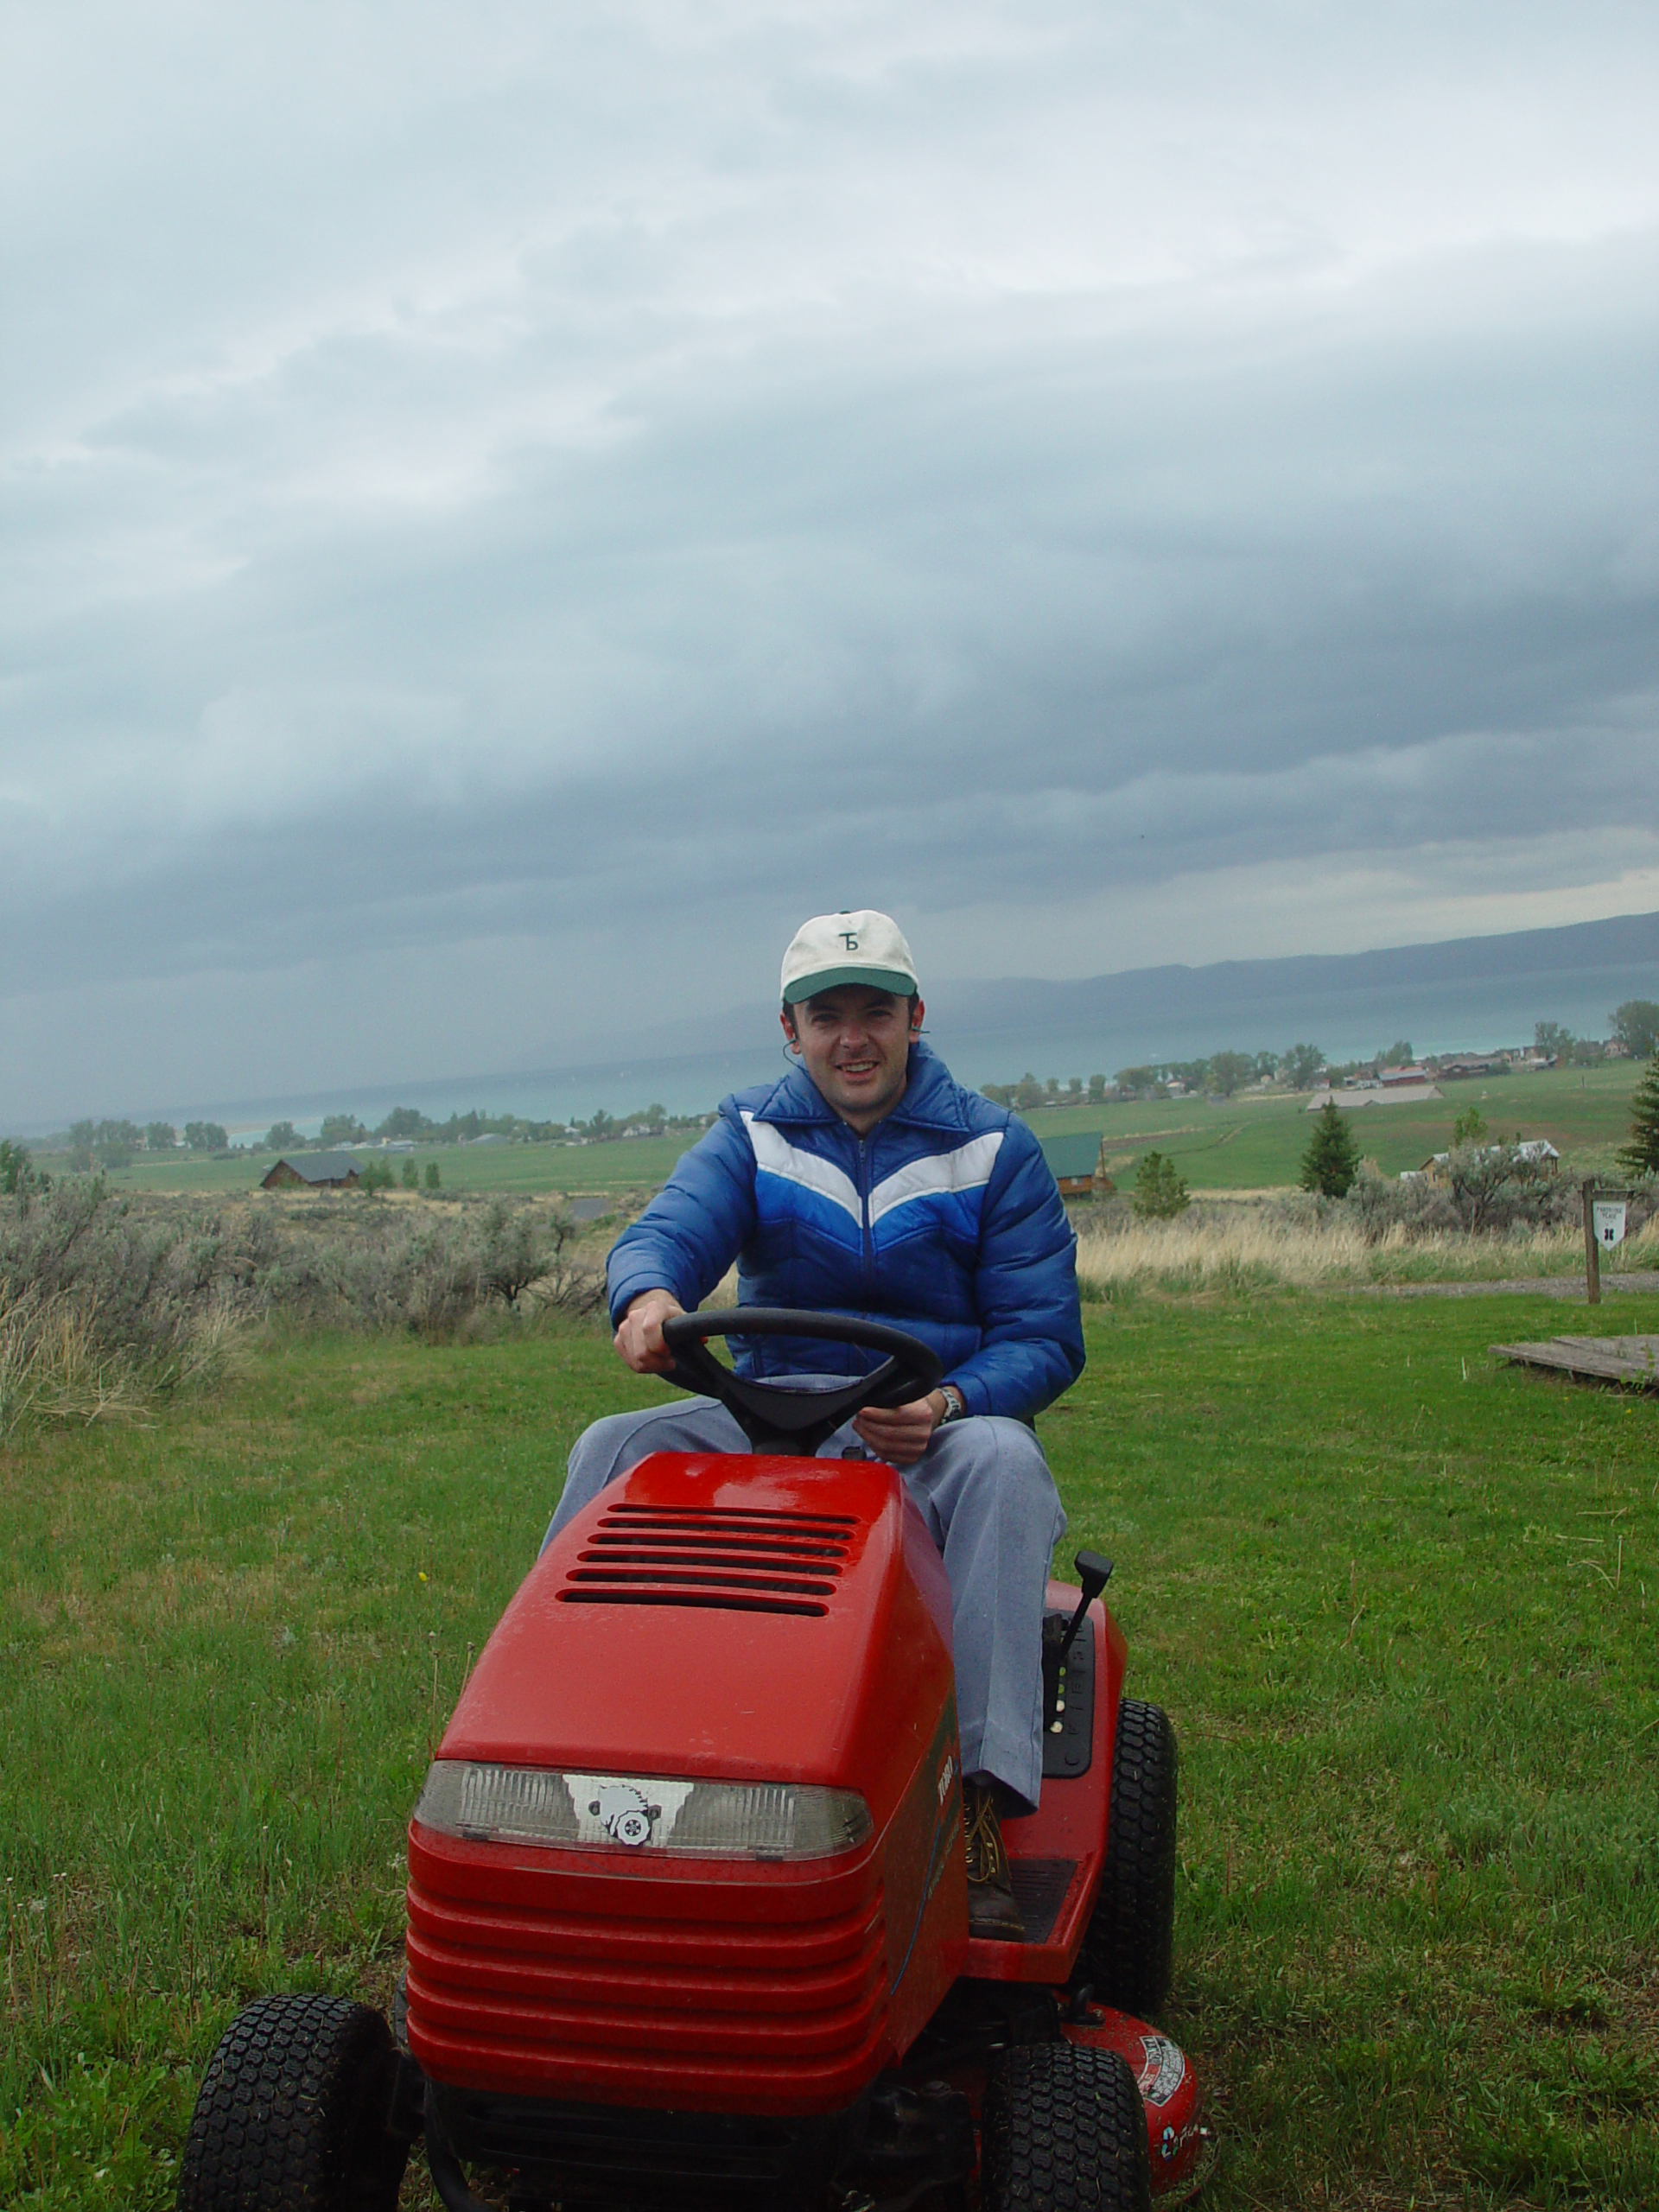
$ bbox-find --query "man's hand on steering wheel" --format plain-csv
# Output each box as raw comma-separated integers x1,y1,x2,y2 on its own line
854,1392,946,1465
616,1289,685,1375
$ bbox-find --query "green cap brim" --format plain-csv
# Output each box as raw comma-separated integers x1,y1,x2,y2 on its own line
781,965,918,1006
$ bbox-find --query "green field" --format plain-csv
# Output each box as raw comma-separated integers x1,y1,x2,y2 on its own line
1028,1058,1644,1192
4,1292,1656,2208
53,1060,1647,1210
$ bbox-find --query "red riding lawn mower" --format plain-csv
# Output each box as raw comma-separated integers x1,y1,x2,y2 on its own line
180,1311,1210,2212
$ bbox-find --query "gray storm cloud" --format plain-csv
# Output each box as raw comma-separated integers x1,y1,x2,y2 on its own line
3,0,1657,1118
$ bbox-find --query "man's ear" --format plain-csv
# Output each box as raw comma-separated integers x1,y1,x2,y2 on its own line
779,1006,801,1054
910,996,925,1034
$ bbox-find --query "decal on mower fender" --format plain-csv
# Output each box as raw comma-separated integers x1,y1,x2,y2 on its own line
1136,2032,1186,2107
1160,2118,1200,2165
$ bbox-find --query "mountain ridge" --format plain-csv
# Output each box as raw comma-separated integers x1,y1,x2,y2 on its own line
607,907,1659,1061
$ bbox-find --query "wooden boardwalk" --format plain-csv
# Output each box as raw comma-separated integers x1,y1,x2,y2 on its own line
1491,1335,1659,1390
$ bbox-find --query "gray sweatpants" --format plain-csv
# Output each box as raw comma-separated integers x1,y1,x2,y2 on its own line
544,1393,1066,1812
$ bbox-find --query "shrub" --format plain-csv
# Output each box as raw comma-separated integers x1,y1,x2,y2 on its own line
0,1180,248,1433
1439,1141,1569,1234
424,1161,441,1192
0,1183,605,1430
1345,1162,1459,1239
0,1140,42,1200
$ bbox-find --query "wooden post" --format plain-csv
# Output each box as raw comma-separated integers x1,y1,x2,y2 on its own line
1583,1178,1601,1306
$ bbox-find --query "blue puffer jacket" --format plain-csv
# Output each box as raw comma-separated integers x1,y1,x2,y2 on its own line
607,1042,1084,1418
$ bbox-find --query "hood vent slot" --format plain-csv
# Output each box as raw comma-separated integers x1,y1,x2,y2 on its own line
559,1503,855,1618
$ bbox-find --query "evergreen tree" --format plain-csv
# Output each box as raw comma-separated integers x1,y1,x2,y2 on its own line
1300,1098,1361,1198
1132,1150,1190,1219
1618,1058,1659,1177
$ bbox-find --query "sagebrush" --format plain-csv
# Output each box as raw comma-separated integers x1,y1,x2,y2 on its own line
0,1183,606,1433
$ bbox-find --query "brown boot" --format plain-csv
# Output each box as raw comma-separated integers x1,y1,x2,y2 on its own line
963,1779,1026,1942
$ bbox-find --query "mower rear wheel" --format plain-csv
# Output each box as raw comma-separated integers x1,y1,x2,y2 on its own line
176,1992,410,2212
981,2040,1152,2212
1084,1699,1178,2018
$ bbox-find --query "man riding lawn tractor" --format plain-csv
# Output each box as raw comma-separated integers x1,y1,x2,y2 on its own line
548,908,1085,1942
178,906,1204,2212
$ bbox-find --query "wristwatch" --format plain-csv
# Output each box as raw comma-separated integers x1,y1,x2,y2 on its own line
936,1383,967,1426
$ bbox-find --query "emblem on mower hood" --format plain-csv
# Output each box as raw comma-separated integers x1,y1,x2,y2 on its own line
587,1783,661,1847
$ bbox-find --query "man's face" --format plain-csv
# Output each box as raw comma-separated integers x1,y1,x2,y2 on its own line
782,986,923,1131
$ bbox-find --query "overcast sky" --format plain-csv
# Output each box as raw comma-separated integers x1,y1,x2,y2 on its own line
4,1,1657,1122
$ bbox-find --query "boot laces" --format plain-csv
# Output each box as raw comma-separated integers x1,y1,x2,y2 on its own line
963,1783,1007,1885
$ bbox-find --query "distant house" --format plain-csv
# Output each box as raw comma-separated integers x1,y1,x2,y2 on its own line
1434,1054,1504,1081
1377,1064,1433,1089
260,1151,361,1192
1037,1131,1110,1198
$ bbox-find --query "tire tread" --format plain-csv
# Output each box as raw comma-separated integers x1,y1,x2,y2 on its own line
1084,1699,1178,2018
982,2041,1152,2212
176,1993,407,2212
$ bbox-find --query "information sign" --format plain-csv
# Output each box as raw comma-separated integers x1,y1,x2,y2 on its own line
1592,1200,1628,1249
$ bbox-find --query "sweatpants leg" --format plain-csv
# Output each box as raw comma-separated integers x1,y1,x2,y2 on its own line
899,1420,1065,1815
542,1395,748,1549
545,1397,1064,1812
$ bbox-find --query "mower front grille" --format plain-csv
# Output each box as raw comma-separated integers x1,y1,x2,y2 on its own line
559,1503,855,1618
404,1847,889,2111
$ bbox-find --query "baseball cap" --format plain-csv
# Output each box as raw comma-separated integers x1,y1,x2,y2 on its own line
780,910,920,1006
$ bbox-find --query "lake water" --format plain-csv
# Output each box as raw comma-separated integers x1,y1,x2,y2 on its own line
200,955,1656,1137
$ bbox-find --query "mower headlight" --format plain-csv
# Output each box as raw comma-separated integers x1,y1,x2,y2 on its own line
414,1761,872,1860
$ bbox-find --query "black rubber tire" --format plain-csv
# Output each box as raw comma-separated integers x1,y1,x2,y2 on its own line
1084,1700,1178,2018
176,1993,410,2211
982,2040,1153,2212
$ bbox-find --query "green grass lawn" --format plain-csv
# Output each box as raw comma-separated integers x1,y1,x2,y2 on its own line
1030,1058,1643,1192
3,1294,1656,2208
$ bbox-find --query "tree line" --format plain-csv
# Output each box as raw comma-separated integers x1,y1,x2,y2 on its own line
31,1102,718,1173
982,1043,1333,1108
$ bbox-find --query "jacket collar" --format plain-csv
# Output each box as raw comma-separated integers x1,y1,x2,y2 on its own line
753,1039,969,1135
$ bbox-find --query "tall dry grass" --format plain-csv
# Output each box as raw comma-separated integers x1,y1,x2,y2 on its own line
0,1290,144,1438
0,1287,245,1440
1074,1207,1659,1297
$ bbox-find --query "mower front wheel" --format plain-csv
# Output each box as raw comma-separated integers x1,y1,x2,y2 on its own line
981,2040,1152,2212
1084,1699,1178,2018
177,1992,410,2212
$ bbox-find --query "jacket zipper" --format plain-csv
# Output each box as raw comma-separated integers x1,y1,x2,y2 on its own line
857,1131,875,1295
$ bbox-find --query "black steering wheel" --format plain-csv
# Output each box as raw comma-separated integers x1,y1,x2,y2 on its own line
660,1307,944,1455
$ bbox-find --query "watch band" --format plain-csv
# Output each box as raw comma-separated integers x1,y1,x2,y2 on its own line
937,1383,967,1425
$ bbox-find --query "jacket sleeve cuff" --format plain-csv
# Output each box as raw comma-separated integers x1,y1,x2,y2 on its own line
607,1266,683,1331
946,1369,994,1418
